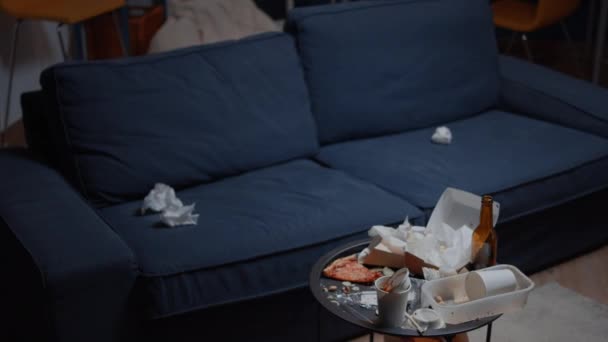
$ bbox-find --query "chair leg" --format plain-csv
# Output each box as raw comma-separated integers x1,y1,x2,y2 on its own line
521,33,534,62
112,10,128,56
79,23,89,60
505,31,517,54
593,0,608,84
2,19,22,147
586,0,598,57
56,23,68,60
560,20,584,78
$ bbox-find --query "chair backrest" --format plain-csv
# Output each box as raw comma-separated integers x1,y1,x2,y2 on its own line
535,0,582,28
0,0,18,16
0,0,125,22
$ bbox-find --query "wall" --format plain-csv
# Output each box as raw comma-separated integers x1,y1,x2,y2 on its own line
0,13,66,128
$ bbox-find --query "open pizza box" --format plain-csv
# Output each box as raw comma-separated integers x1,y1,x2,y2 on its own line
362,188,500,275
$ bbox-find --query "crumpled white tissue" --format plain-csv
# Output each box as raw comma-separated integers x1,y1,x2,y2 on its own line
364,218,473,280
357,247,371,264
161,203,199,227
141,183,199,227
423,267,441,281
422,267,458,281
431,126,452,144
141,183,183,213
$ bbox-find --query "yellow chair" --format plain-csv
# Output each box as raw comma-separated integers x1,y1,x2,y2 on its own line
492,0,582,62
0,0,127,145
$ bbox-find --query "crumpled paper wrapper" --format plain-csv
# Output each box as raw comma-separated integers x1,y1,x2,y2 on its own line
161,203,199,227
142,183,183,213
361,218,473,279
431,126,452,144
141,183,199,227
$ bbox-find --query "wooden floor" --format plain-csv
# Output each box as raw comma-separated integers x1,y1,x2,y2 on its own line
351,244,608,342
529,244,608,305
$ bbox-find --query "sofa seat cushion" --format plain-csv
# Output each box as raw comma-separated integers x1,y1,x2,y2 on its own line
316,111,608,222
286,0,499,144
98,159,421,318
40,32,318,207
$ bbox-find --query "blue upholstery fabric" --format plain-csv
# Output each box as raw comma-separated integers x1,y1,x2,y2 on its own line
40,33,318,206
497,189,608,274
143,286,367,342
286,0,500,144
0,149,138,342
98,159,421,318
499,55,608,139
316,111,608,221
21,91,53,161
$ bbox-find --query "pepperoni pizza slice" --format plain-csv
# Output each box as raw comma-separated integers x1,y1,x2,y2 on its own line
322,254,383,284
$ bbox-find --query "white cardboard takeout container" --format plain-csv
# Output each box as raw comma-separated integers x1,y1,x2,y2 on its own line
363,188,500,274
420,264,534,324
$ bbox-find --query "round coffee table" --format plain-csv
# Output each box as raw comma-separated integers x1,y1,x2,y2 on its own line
309,240,500,342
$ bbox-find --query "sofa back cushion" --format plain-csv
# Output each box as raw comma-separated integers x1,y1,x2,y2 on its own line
40,32,318,206
287,0,500,144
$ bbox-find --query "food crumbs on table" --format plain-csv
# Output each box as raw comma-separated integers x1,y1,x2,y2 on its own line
352,286,360,292
342,286,350,294
328,285,338,292
330,300,340,306
342,281,353,287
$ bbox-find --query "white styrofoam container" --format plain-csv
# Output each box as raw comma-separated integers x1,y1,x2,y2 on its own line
427,188,500,234
422,188,501,271
420,265,535,324
362,188,501,274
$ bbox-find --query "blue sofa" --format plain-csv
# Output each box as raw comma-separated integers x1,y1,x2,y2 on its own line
3,1,608,341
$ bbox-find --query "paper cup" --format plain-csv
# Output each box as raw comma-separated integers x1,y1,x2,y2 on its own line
375,276,411,327
465,269,517,301
413,308,444,330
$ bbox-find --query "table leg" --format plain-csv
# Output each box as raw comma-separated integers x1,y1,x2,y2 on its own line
317,303,322,342
486,322,493,342
593,0,608,84
370,332,374,342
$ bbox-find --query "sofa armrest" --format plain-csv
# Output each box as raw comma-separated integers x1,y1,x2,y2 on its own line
0,149,138,342
498,55,608,138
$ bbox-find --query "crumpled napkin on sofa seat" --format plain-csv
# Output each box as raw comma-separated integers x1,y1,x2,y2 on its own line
141,183,199,227
431,126,452,144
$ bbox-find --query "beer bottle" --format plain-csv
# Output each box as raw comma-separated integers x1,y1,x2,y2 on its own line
470,195,498,269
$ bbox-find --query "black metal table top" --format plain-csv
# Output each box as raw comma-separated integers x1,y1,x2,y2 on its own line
309,239,500,339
